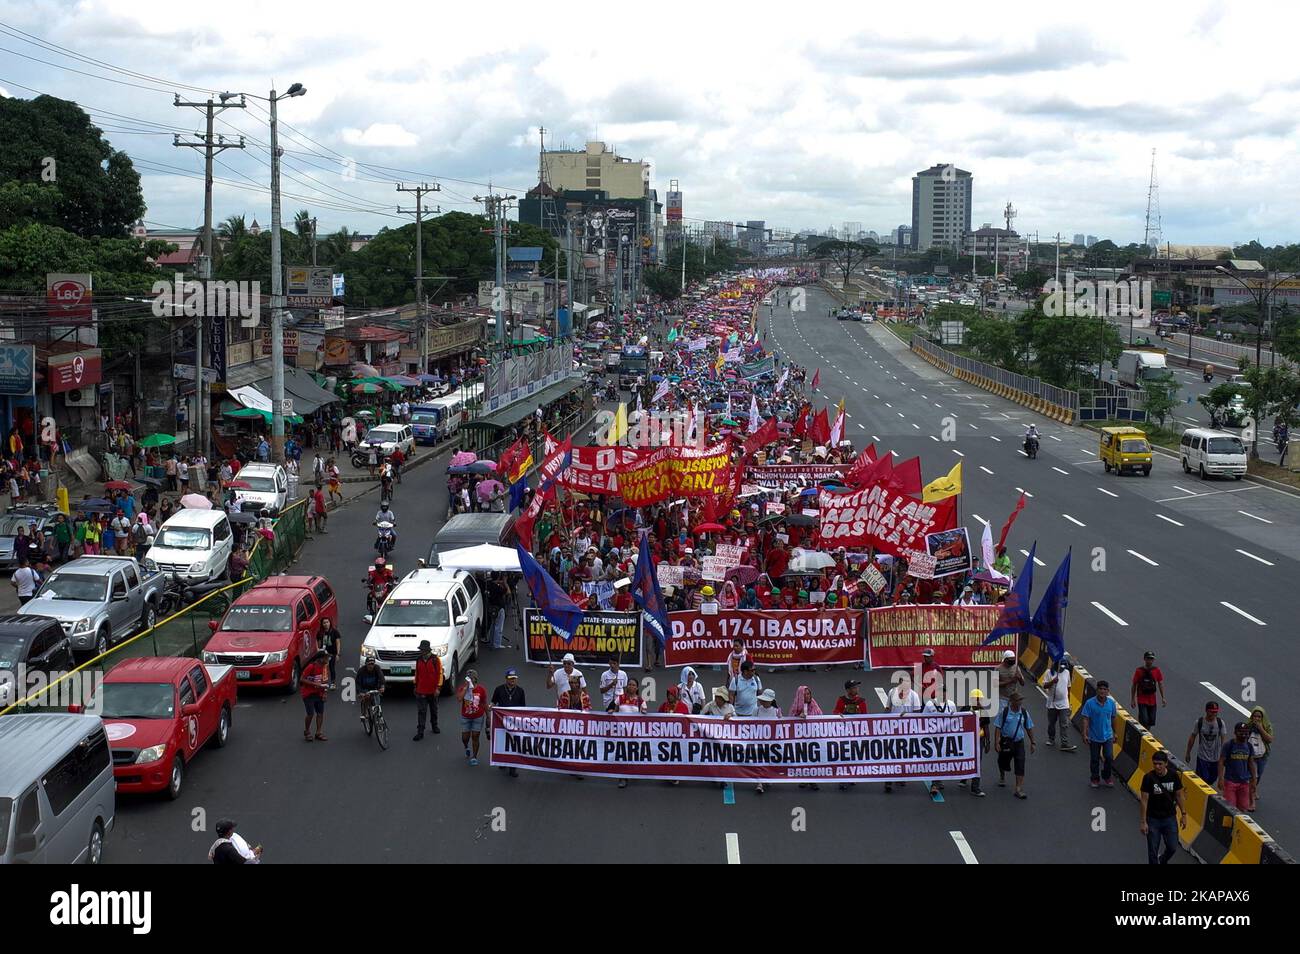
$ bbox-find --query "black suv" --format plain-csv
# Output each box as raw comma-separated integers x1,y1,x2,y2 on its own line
0,614,73,708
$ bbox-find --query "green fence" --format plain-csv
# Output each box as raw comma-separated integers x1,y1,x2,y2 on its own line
1,498,311,713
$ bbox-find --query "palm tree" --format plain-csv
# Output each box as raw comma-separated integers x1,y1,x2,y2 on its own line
294,209,315,239
218,214,246,241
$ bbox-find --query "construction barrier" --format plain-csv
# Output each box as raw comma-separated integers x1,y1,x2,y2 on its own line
1018,634,1293,864
911,337,1077,425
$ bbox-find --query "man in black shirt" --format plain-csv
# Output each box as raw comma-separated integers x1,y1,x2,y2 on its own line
1139,750,1187,864
489,668,526,777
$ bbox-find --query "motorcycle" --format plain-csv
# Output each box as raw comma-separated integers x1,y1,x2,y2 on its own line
374,520,396,558
365,577,395,616
1023,436,1040,459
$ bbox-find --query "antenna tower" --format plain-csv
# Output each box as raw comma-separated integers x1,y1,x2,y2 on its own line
1143,148,1162,252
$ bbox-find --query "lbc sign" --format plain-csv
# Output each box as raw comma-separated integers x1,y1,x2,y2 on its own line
47,273,94,322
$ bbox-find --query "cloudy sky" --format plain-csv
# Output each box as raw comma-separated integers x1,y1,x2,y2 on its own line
3,0,1299,246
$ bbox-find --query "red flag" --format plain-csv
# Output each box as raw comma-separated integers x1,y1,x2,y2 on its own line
810,408,831,445
792,402,812,438
848,449,892,489
513,479,554,547
888,456,924,496
741,416,779,458
498,437,533,483
811,368,821,391
997,492,1027,550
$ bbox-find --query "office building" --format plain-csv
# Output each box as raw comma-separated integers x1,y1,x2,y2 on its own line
911,164,971,252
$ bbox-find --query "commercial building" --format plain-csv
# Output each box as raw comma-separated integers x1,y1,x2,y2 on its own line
911,164,972,253
964,225,1027,271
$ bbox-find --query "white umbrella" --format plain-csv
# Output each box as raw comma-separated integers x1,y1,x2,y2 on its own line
179,493,212,509
785,547,836,575
435,543,521,572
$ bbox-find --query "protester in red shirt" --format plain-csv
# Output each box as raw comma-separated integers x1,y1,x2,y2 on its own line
456,669,489,766
611,583,634,612
301,650,330,741
413,639,442,739
766,542,789,579
658,685,689,714
1131,651,1166,729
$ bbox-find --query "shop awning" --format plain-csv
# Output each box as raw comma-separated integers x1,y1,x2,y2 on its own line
464,375,585,434
239,365,341,414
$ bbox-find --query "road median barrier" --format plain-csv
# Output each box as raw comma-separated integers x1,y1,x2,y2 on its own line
910,336,1077,424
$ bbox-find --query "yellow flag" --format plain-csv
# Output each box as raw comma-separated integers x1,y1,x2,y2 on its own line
922,461,963,502
609,402,629,444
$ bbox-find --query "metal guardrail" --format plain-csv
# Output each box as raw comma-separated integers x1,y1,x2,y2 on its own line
912,335,1080,412
1165,331,1296,370
1079,386,1148,424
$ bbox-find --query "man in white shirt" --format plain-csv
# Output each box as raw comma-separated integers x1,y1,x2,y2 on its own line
751,688,782,794
885,678,922,793
10,559,40,604
547,653,586,703
953,584,979,607
598,656,628,711
1042,658,1077,751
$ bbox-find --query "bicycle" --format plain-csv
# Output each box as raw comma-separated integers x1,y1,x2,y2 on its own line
359,689,389,750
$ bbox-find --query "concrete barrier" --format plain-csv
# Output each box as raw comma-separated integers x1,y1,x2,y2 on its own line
912,340,1076,425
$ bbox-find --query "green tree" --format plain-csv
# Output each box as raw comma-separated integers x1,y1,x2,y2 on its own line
964,314,1022,369
1234,361,1300,457
218,214,247,241
1141,378,1180,429
0,180,61,230
813,240,878,289
1011,268,1048,294
0,94,144,237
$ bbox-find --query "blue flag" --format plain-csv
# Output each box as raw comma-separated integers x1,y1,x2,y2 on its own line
515,543,584,641
508,476,528,513
983,542,1035,646
630,532,670,647
1030,548,1070,662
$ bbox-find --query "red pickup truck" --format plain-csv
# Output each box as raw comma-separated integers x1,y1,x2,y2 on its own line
91,656,237,799
202,575,338,691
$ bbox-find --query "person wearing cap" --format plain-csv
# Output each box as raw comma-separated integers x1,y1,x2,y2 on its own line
728,659,763,716
960,689,990,797
1185,701,1228,784
209,818,262,865
748,688,783,794
699,584,718,613
456,669,488,766
1140,750,1187,864
996,650,1025,711
1217,721,1258,811
548,653,586,703
1041,657,1077,751
992,692,1035,799
599,655,629,711
953,583,979,607
659,684,689,715
1130,651,1166,729
1080,680,1118,788
412,639,443,741
701,686,736,719
919,649,943,702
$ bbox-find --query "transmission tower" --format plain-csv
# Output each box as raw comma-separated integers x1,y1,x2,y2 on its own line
1003,201,1017,232
1143,148,1162,253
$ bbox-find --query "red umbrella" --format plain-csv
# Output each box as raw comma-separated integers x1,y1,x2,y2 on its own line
103,480,134,491
693,522,726,534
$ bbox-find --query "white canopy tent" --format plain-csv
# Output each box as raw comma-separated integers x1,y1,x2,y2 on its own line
435,543,521,573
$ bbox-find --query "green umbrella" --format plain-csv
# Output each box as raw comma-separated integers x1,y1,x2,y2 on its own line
352,382,384,394
224,406,304,424
139,433,176,448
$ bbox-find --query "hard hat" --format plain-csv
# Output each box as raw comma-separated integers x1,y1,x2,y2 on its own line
969,689,985,699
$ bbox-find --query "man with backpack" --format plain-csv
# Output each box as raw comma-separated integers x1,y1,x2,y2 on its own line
1130,651,1166,728
1185,702,1228,784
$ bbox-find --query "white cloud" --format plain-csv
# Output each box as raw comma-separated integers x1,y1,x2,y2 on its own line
340,123,419,149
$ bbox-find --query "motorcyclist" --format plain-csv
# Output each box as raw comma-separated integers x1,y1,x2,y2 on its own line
366,556,396,589
1024,424,1040,456
374,501,396,526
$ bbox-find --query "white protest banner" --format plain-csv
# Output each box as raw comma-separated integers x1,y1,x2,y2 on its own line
714,544,745,567
906,552,937,579
657,564,685,587
701,556,728,581
861,564,887,595
765,501,787,515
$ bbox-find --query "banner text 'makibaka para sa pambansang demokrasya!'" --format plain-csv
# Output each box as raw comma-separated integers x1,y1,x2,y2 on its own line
489,709,980,783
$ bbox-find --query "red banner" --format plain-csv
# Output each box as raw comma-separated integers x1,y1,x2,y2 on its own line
559,445,647,495
615,442,731,506
866,605,1016,669
744,463,849,488
666,609,865,667
47,349,103,394
489,707,981,783
818,484,957,555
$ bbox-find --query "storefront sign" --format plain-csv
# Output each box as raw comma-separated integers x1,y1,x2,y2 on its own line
48,349,102,394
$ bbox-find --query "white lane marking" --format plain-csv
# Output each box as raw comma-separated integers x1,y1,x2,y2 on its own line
968,423,979,430
1071,460,1099,466
1154,486,1259,503
872,435,881,443
1019,549,1046,567
1014,487,1034,497
1199,682,1251,717
890,450,899,458
1239,510,1273,524
929,435,940,442
950,831,979,865
1127,549,1159,566
885,402,892,408
1048,435,1062,441
874,394,879,399
1051,466,1070,476
935,403,943,408
971,513,988,525
979,466,994,475
726,833,741,864
1221,602,1267,626
989,435,1002,442
1097,487,1119,497
1091,602,1129,626
1062,513,1086,527
1017,449,1028,458
911,423,921,430
1155,514,1184,526
1172,485,1198,496
898,412,906,418
1236,549,1274,566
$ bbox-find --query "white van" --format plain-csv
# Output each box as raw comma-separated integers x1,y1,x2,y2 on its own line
362,423,414,457
1181,428,1247,480
360,568,483,693
144,509,234,583
0,713,115,864
233,462,289,516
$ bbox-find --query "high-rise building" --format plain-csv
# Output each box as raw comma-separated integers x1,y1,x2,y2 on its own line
1086,235,1098,247
896,225,912,248
1073,233,1086,246
541,141,650,200
843,221,863,241
743,220,766,252
911,164,971,252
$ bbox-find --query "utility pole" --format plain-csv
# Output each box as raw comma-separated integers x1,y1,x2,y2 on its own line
1054,232,1061,285
397,182,441,373
174,92,245,460
267,82,307,464
310,217,318,265
475,190,516,348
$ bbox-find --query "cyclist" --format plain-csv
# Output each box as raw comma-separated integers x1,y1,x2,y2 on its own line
356,653,386,723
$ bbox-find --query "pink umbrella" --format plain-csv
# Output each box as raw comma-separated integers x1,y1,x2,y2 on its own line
450,450,478,467
476,479,505,500
179,493,212,509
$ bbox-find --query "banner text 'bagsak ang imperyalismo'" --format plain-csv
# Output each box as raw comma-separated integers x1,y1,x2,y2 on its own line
665,609,865,667
490,708,980,783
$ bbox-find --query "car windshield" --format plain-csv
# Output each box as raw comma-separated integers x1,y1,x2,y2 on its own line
93,682,174,720
1121,440,1150,453
155,527,211,550
39,574,107,602
374,598,451,627
1208,437,1245,455
221,604,293,632
411,413,437,425
239,476,277,493
0,636,27,669
368,429,400,442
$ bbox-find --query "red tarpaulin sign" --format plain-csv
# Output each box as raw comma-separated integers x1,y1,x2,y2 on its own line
666,609,865,667
866,605,1016,669
818,484,957,555
47,349,102,394
559,445,648,495
615,442,731,507
489,707,981,784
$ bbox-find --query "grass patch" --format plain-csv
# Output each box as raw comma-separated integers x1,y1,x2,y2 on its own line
880,321,920,345
1248,456,1300,490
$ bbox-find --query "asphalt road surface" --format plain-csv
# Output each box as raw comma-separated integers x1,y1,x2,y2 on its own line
769,285,1295,846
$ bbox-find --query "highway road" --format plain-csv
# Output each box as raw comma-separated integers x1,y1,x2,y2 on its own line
768,285,1297,847
104,341,1192,866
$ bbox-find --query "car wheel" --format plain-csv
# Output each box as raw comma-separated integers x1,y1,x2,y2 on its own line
1199,464,1208,480
140,602,157,632
1143,468,1152,477
167,756,184,800
442,654,458,697
286,660,301,694
1233,474,1242,481
86,821,104,865
1182,458,1190,474
213,706,231,748
94,629,109,658
1103,461,1110,473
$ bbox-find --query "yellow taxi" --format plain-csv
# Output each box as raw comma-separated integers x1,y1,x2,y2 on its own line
1100,426,1152,476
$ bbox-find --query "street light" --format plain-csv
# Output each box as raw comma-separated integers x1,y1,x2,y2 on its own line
245,83,307,462
1215,263,1291,458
